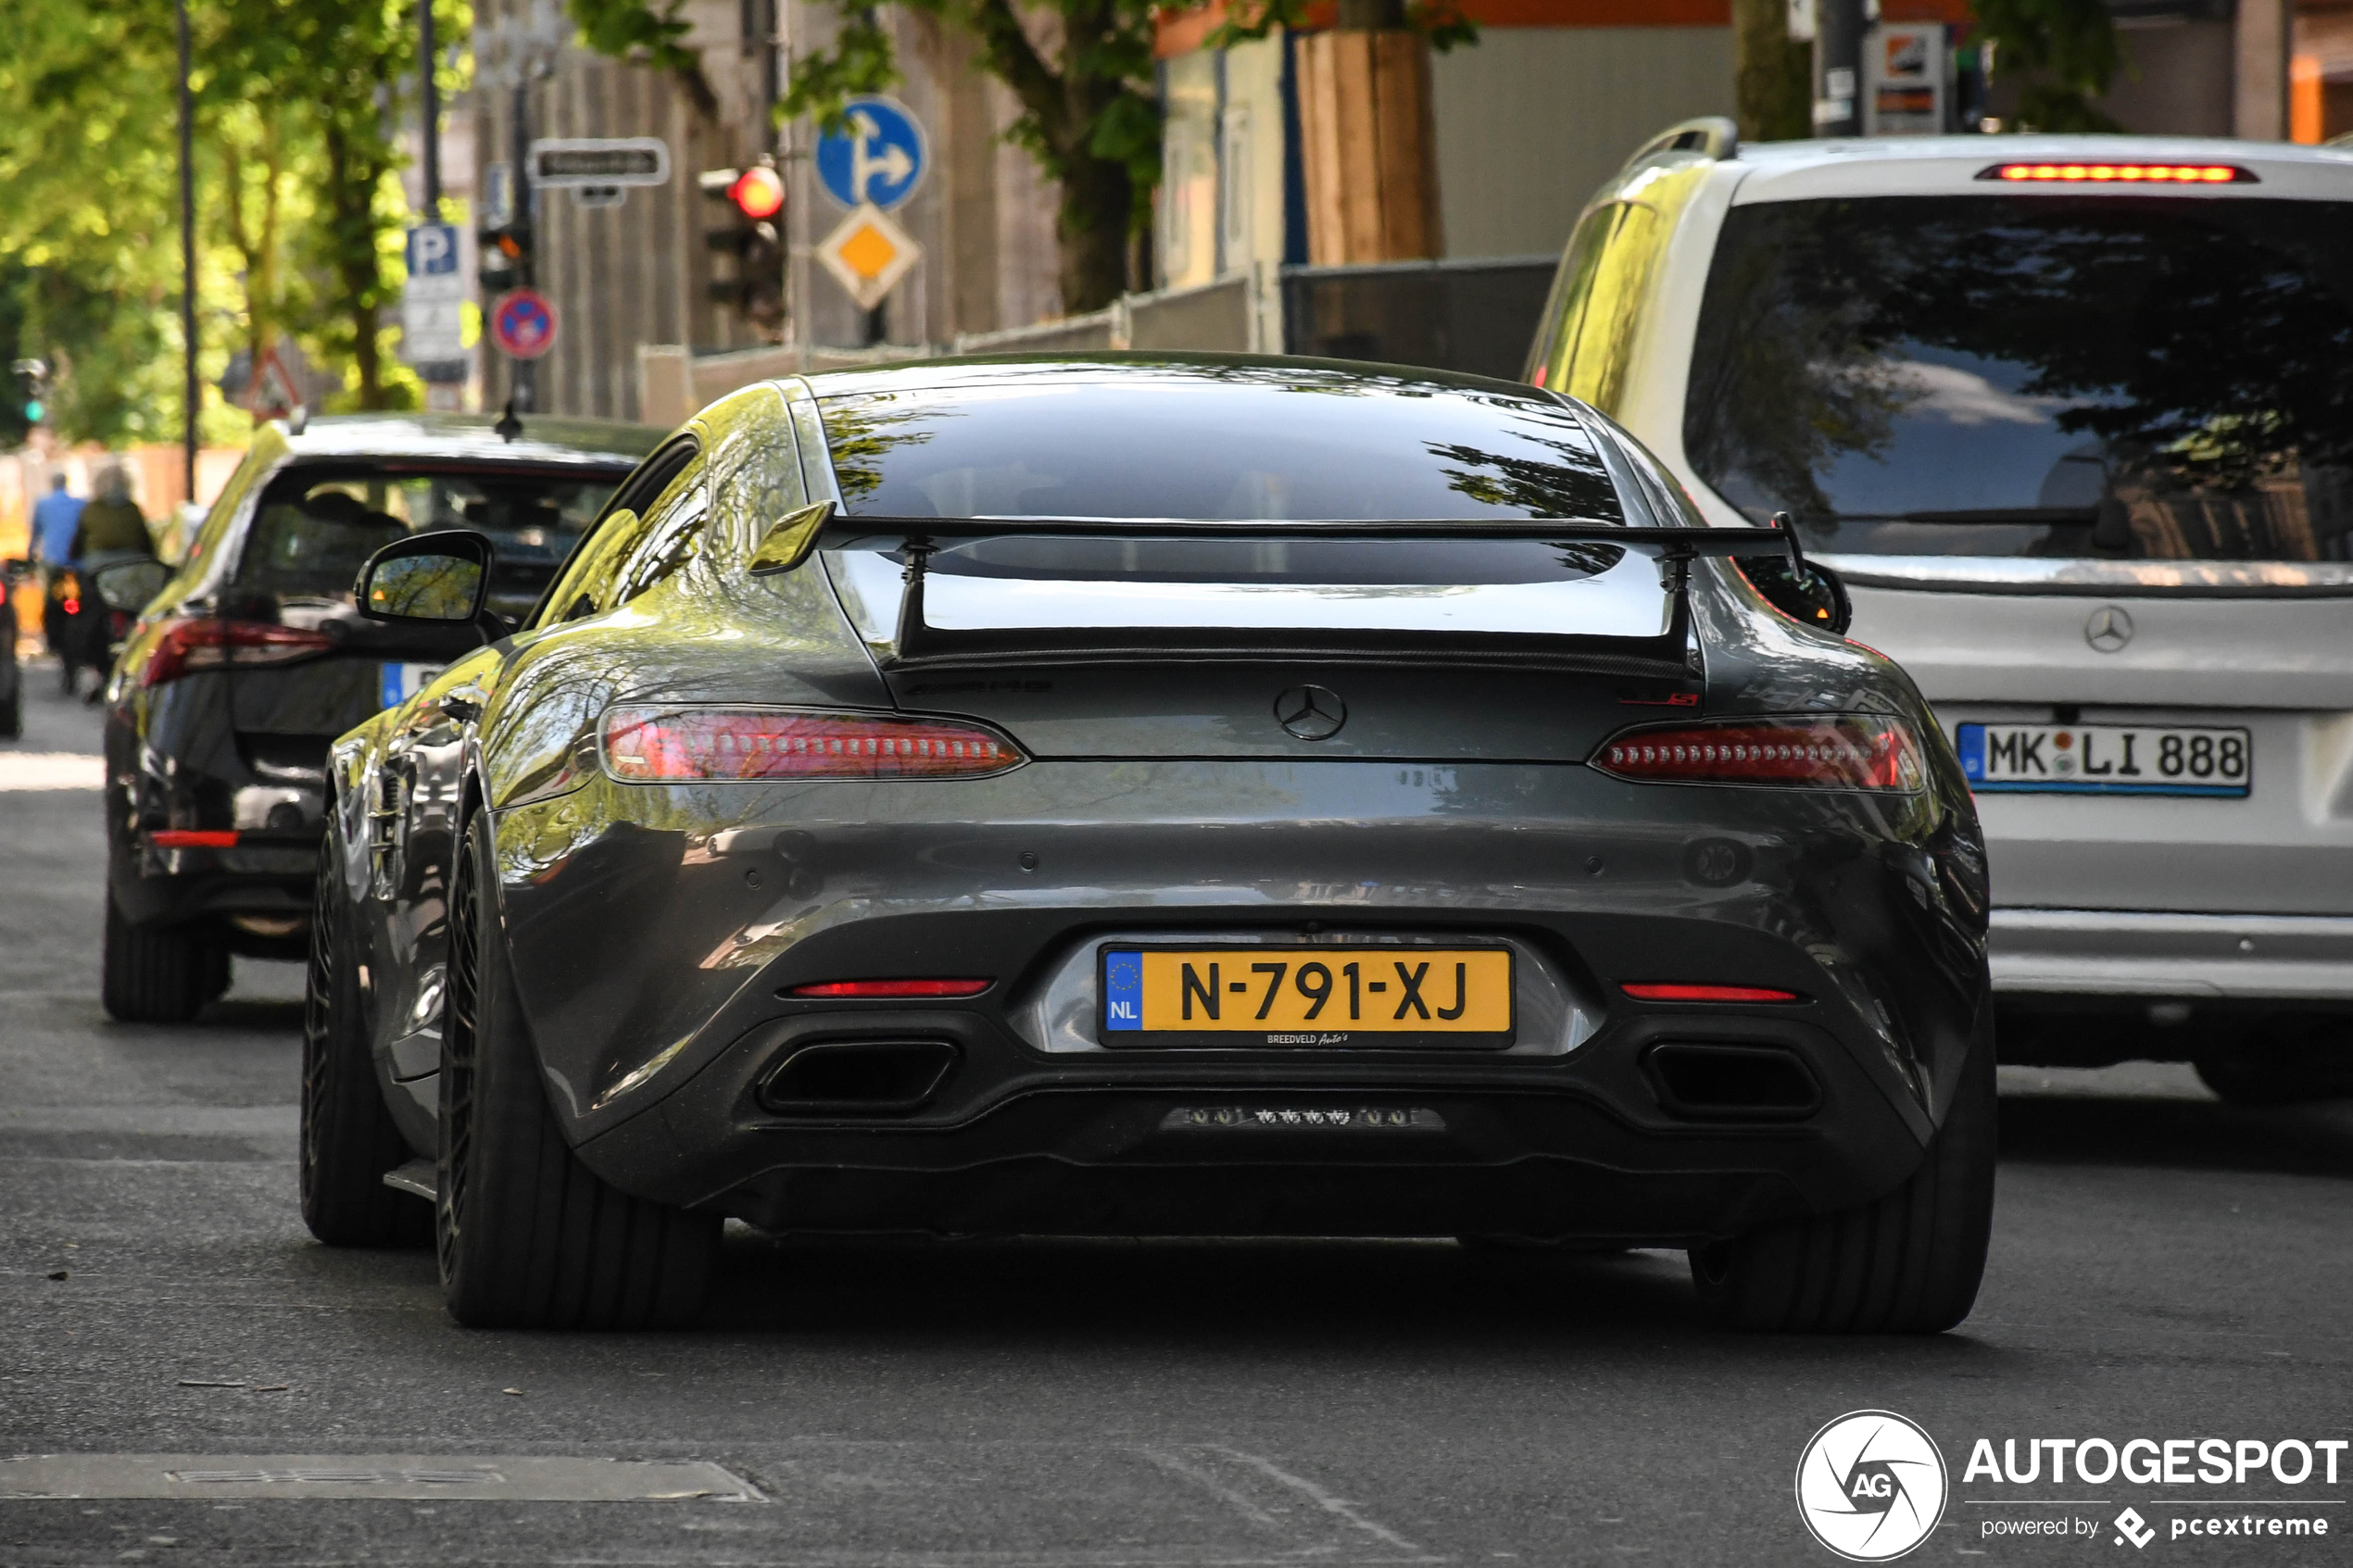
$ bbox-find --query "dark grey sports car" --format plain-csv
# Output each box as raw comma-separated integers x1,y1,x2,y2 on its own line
305,356,1995,1335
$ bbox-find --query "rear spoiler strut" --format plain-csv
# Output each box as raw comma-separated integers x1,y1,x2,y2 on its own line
745,503,1805,675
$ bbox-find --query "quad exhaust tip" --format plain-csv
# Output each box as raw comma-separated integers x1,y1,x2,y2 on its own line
757,1039,960,1116
1644,1042,1820,1121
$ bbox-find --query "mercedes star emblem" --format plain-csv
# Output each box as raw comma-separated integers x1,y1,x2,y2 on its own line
1274,684,1347,741
2084,605,2134,653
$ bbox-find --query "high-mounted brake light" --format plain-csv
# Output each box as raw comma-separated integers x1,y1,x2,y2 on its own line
1979,161,2254,185
143,618,336,687
601,707,1026,783
1592,716,1925,792
1622,983,1798,1003
786,978,993,998
149,829,239,848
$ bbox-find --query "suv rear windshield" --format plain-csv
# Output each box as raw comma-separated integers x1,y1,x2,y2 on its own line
238,466,623,617
1683,195,2353,560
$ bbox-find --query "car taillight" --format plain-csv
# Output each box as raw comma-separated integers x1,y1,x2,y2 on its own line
786,978,993,998
149,829,239,848
601,707,1026,782
1622,983,1798,1003
1979,161,2253,184
1592,716,1925,791
144,618,337,687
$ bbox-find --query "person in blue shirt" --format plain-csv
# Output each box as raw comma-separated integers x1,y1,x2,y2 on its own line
30,473,84,568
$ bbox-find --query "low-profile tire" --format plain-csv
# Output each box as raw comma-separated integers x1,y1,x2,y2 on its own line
1689,1035,1995,1334
301,836,432,1247
436,809,718,1329
101,885,230,1023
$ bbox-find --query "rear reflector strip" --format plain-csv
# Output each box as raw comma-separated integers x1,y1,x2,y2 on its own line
1622,984,1799,1003
1979,161,2254,184
602,707,1026,783
1592,716,1925,791
149,830,239,848
786,978,993,999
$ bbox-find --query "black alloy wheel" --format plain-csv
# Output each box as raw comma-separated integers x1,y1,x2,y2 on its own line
1688,1025,1997,1334
435,810,719,1329
300,834,432,1247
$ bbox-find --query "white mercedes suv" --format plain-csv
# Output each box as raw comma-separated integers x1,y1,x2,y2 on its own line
1528,122,2353,1102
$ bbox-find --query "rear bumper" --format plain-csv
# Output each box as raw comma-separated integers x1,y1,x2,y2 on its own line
571,983,1986,1243
1990,909,2353,1002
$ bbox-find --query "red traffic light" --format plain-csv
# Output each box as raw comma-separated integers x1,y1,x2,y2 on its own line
728,167,786,220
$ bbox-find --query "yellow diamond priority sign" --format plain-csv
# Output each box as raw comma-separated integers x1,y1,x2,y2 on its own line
817,202,921,312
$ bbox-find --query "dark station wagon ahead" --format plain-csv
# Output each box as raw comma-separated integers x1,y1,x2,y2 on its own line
99,413,663,1022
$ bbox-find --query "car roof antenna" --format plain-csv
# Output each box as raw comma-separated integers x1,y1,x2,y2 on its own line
494,398,522,444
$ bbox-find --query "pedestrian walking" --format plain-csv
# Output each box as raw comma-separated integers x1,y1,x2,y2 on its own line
29,472,83,568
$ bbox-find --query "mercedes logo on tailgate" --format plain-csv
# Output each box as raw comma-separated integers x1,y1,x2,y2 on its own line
1275,684,1347,741
2084,606,2134,653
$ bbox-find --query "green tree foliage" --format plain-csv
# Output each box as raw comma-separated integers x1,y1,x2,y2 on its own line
774,0,1164,315
1971,0,2120,132
566,0,1477,317
0,0,448,446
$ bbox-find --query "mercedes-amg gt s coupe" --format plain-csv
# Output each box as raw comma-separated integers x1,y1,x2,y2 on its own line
303,356,1996,1335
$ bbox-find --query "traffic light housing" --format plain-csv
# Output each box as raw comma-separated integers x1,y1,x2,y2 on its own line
11,358,48,426
699,162,785,332
476,219,534,296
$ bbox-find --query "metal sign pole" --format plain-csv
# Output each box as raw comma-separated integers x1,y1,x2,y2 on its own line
177,0,196,496
511,81,536,411
421,0,440,215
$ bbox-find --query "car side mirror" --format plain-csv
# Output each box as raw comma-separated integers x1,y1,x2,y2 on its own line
357,531,495,624
91,558,172,614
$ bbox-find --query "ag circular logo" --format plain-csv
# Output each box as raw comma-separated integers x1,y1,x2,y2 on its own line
1795,1410,1947,1562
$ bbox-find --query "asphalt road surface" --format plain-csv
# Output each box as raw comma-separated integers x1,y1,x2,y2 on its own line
4,663,2348,1567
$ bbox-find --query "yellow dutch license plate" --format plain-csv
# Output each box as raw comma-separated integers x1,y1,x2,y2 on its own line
1099,946,1515,1048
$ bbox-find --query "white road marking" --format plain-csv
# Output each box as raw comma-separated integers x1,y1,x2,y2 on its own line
0,751,103,791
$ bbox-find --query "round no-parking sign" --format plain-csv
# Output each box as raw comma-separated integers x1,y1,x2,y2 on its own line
489,289,560,360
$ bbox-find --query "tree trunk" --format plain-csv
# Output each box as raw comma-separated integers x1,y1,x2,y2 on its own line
1732,0,1812,144
1055,152,1133,315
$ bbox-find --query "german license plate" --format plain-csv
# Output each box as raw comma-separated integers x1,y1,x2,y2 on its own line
1956,721,2250,797
380,662,441,709
1099,946,1515,1048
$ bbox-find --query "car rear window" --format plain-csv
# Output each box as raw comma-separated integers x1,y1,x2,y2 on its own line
1682,194,2353,561
237,466,623,617
819,377,1624,524
813,377,1672,641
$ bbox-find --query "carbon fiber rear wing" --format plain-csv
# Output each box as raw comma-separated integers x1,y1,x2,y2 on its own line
745,502,1802,676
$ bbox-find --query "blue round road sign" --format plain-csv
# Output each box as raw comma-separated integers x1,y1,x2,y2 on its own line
814,96,926,211
489,289,559,360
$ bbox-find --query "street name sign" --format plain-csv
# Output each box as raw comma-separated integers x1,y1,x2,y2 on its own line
527,138,672,188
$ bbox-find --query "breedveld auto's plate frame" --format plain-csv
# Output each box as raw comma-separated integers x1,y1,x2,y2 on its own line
1097,944,1516,1050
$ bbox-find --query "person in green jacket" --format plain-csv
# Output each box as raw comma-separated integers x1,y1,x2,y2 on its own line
70,467,153,558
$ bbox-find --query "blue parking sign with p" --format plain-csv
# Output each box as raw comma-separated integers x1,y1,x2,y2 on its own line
814,97,926,211
405,222,460,278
